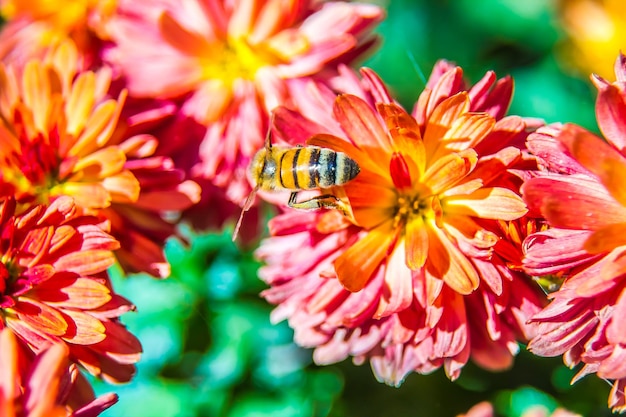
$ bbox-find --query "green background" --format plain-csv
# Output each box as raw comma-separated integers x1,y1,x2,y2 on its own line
95,1,614,416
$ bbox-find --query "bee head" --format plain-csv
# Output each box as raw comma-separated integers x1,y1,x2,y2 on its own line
250,147,276,189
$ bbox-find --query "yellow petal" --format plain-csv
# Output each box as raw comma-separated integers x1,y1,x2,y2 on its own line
405,214,429,269
445,187,528,221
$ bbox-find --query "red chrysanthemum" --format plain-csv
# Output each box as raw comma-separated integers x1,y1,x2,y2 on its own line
257,62,545,385
523,53,626,412
0,327,118,416
0,196,141,384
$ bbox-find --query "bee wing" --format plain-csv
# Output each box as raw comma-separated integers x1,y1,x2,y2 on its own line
232,186,259,242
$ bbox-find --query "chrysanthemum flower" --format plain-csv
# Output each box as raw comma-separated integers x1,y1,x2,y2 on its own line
257,62,545,385
0,196,141,386
0,0,115,68
0,40,200,277
557,0,626,79
523,54,626,413
0,327,118,416
106,0,384,204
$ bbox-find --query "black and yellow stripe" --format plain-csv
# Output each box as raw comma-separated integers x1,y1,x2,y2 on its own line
272,146,359,191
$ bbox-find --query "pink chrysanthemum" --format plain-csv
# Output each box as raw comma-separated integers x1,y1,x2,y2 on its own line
523,53,626,413
0,0,115,68
0,196,141,386
106,0,384,204
257,62,545,385
0,40,200,277
0,327,118,416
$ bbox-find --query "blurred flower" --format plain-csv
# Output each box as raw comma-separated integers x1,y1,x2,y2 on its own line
0,327,118,416
0,196,141,385
0,40,200,277
0,0,115,67
459,401,581,417
257,62,545,385
557,0,626,79
106,0,384,205
523,53,626,412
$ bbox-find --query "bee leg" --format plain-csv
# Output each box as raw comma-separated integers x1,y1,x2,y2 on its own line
288,192,351,215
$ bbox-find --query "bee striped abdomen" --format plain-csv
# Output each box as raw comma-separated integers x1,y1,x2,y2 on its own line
274,146,359,190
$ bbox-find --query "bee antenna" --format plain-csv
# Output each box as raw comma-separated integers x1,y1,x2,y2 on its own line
265,112,275,150
232,186,259,242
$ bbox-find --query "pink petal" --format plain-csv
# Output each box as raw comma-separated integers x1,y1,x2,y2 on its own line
334,94,391,158
374,241,413,318
522,174,626,230
559,123,626,206
595,81,626,152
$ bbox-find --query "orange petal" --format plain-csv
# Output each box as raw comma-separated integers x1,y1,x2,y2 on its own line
66,71,96,137
441,112,495,150
53,249,116,276
584,222,626,254
426,225,479,295
0,329,18,406
57,182,111,208
22,60,52,133
71,98,121,155
560,123,626,206
377,102,426,177
36,277,112,310
26,342,69,417
61,310,106,345
73,146,127,179
159,11,211,56
306,133,388,180
422,149,477,195
103,171,141,203
15,299,67,336
334,220,397,292
422,92,470,161
445,187,528,221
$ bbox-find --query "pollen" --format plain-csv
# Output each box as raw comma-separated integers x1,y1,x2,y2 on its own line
200,37,285,86
393,193,436,229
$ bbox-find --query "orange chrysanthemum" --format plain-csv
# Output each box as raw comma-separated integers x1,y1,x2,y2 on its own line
258,63,545,384
0,327,118,416
0,40,200,277
0,196,141,384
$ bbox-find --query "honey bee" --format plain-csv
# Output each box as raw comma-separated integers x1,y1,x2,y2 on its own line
232,127,360,240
